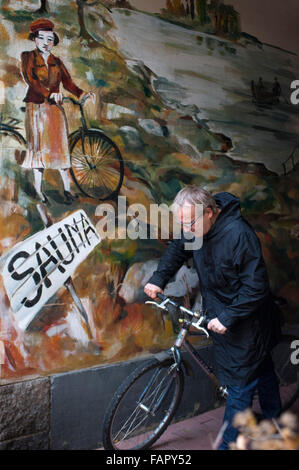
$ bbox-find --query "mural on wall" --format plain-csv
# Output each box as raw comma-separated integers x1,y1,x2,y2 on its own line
0,0,298,382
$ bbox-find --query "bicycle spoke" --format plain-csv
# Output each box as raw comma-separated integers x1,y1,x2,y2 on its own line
70,131,123,199
110,365,178,447
115,372,166,439
141,367,174,412
114,406,150,443
76,165,120,190
76,167,117,192
74,137,118,163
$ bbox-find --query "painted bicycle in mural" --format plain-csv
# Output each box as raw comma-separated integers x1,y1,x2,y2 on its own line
102,293,299,450
0,95,124,201
63,95,124,201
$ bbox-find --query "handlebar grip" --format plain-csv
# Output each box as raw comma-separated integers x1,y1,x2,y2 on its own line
157,293,179,309
200,315,209,329
157,292,167,301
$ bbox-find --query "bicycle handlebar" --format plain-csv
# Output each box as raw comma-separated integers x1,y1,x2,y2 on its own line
62,96,81,106
157,292,179,307
146,293,209,335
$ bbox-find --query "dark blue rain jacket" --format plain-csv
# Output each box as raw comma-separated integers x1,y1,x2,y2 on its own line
148,192,282,386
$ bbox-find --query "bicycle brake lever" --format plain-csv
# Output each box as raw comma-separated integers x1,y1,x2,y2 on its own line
191,319,210,338
145,300,168,310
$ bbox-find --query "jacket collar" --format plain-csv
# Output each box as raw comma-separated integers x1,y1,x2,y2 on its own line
33,49,57,67
203,192,242,240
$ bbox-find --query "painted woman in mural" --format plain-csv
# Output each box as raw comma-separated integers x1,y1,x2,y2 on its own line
21,18,94,205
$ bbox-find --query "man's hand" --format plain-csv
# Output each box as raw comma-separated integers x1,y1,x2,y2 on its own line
144,283,163,300
207,318,227,335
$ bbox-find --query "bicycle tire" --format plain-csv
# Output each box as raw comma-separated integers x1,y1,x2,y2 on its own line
0,129,26,146
69,129,124,200
102,357,184,450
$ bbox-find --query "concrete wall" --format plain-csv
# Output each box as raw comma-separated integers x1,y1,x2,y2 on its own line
0,345,219,450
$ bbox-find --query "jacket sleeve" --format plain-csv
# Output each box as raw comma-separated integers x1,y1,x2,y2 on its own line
147,236,193,289
21,51,51,100
217,231,270,328
58,58,83,98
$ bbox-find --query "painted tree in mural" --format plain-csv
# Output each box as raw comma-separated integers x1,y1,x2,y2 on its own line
166,0,173,13
189,0,195,19
113,0,133,7
180,1,186,16
225,4,239,37
196,0,207,25
215,3,239,37
166,0,196,19
36,0,49,13
76,0,112,42
173,0,182,15
75,0,114,44
76,0,96,43
185,0,189,16
165,0,184,16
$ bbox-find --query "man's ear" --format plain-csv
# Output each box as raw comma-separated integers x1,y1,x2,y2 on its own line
206,207,214,219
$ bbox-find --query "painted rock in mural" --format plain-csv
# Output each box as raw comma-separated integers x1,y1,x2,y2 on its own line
118,259,200,304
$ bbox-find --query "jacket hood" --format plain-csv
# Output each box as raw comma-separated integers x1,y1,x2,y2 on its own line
204,192,242,239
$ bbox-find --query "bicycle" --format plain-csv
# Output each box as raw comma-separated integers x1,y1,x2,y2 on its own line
3,96,124,201
102,293,299,450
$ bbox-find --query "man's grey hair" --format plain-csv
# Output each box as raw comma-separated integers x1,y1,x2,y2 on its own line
171,185,217,214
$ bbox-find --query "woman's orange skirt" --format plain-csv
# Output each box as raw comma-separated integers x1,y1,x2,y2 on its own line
22,101,71,169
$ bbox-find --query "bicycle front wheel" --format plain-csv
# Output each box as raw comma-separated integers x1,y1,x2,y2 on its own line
69,129,124,200
102,358,184,450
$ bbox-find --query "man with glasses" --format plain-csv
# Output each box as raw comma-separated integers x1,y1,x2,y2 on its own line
144,186,282,450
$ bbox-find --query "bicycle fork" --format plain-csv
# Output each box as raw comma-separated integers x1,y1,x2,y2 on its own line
137,331,186,416
136,340,184,418
137,362,179,417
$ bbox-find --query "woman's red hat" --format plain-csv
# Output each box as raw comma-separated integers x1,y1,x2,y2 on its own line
29,18,55,33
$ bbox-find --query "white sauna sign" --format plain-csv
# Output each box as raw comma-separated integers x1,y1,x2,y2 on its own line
1,210,100,331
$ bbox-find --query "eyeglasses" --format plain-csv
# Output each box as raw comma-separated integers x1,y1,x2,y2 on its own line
180,213,203,228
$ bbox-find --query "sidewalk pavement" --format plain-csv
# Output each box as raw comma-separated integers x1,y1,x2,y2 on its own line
152,396,299,450
99,393,299,451
152,405,225,450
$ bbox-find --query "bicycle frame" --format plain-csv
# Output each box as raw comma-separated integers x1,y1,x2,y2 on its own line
176,326,228,397
147,295,228,399
62,96,89,132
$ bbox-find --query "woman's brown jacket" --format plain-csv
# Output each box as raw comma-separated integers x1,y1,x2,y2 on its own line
21,49,83,104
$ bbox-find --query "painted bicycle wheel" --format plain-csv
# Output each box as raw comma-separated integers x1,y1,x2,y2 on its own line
69,129,124,200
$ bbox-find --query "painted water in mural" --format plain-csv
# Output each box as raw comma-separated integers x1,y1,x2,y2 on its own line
0,0,298,382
